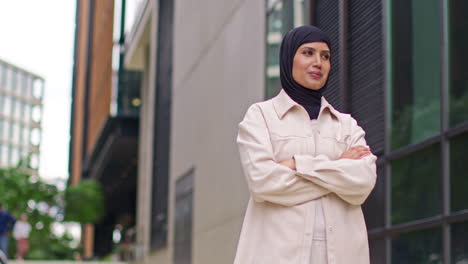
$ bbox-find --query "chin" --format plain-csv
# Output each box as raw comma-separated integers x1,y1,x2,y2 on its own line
304,84,323,90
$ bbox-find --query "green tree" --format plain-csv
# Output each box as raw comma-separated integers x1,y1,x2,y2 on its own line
0,167,79,260
64,179,104,224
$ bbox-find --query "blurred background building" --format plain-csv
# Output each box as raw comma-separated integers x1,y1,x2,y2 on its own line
70,0,468,263
69,0,142,259
0,59,43,175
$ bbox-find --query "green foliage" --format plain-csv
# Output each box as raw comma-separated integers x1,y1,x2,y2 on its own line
0,167,79,260
64,179,105,224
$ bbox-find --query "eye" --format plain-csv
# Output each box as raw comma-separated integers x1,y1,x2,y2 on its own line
302,50,313,56
321,54,330,60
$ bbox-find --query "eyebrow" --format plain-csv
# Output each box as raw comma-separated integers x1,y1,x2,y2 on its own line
301,47,330,53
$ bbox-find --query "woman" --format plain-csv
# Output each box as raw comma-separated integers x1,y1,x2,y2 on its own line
13,214,31,260
234,26,377,264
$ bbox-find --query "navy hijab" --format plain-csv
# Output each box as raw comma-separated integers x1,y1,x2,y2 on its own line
279,25,331,120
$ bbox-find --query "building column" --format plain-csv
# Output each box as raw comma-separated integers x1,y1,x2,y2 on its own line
83,223,95,259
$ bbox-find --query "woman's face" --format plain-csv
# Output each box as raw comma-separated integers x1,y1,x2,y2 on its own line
292,42,331,90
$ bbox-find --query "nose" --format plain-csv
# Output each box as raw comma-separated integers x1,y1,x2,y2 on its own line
312,53,322,69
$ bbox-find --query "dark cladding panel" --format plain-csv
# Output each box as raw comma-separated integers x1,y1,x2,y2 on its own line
151,0,174,250
314,0,343,111
348,0,384,154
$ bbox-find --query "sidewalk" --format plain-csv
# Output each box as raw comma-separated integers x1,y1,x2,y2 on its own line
8,261,127,264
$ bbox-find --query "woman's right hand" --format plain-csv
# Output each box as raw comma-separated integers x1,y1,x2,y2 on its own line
339,145,371,160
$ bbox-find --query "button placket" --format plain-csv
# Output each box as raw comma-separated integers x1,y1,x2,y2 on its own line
301,202,315,264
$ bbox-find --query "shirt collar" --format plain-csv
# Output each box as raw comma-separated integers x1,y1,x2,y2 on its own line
272,89,339,119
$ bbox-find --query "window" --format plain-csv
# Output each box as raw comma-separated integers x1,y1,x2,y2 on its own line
0,95,4,117
392,228,442,264
5,69,13,91
2,121,10,140
14,99,22,120
12,122,20,144
10,70,17,92
25,76,32,98
32,79,43,99
20,73,28,96
24,104,31,124
4,96,12,116
451,221,468,263
29,152,39,169
0,64,5,90
449,0,468,126
265,0,310,99
391,144,441,224
30,128,40,146
32,105,42,123
10,147,19,166
174,169,193,264
22,127,30,146
1,145,8,166
0,62,6,90
391,0,441,150
450,132,468,212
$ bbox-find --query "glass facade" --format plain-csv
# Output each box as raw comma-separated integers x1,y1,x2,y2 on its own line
385,0,468,262
266,0,468,262
391,145,441,224
392,228,442,264
0,59,43,172
451,221,468,263
391,0,441,151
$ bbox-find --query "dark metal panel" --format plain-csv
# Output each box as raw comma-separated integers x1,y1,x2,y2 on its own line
363,165,386,230
151,0,174,250
369,238,386,264
314,0,343,111
338,0,349,113
83,0,95,162
348,0,385,155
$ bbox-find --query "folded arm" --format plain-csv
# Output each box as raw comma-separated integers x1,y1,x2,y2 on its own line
237,104,330,207
294,118,377,205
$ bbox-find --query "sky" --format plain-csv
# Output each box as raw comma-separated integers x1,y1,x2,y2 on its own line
0,0,76,182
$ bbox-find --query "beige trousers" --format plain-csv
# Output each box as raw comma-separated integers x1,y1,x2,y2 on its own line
310,239,328,264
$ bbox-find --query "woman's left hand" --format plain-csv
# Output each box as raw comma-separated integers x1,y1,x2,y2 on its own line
279,158,296,170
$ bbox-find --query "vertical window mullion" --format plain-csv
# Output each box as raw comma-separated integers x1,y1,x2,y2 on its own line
441,0,451,263
385,0,392,263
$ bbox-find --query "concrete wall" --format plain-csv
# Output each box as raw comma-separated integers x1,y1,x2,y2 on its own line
129,0,266,263
167,0,265,263
134,0,158,261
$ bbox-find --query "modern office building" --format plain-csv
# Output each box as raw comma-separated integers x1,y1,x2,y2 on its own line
0,59,43,175
71,0,468,263
69,0,141,259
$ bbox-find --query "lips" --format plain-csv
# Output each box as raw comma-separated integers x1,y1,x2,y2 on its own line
308,71,322,79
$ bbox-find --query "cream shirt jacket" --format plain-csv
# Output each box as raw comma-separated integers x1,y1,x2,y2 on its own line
234,90,377,264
